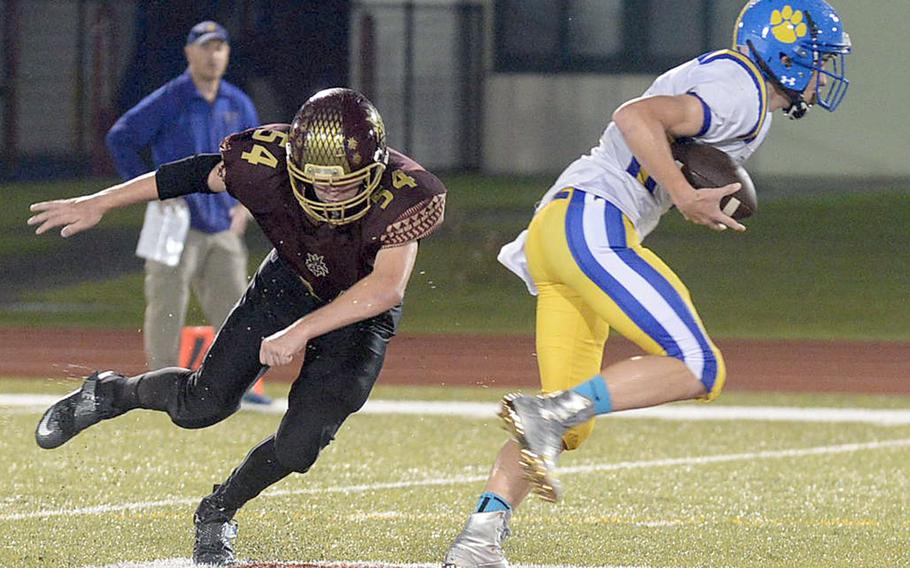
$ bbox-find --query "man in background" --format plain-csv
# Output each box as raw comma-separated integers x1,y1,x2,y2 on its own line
106,20,269,404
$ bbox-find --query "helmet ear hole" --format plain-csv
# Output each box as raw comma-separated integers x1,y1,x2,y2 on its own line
780,54,794,69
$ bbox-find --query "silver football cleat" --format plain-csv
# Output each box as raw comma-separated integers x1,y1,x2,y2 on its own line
193,518,238,566
443,510,512,568
499,390,594,502
193,492,239,566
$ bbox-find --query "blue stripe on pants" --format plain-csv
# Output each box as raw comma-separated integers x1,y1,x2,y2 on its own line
564,191,683,359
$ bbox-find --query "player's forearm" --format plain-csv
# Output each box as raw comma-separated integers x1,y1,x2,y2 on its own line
28,171,160,237
90,171,160,213
613,101,696,205
288,274,405,342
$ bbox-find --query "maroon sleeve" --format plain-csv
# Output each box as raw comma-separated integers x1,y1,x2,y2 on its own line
381,194,446,247
373,152,447,247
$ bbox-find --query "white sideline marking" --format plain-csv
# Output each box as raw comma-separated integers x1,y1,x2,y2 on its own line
3,393,910,425
3,437,909,522
88,561,654,568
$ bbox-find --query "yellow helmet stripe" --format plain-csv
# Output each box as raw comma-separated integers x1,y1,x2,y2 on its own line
731,1,755,48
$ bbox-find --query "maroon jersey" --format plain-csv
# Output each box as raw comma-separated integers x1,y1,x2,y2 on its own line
220,124,446,301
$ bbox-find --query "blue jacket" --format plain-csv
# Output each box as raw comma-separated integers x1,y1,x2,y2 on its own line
106,70,259,233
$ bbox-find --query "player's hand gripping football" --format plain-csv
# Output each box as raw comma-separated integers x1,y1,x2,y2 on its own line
28,196,106,237
259,325,308,367
674,183,746,232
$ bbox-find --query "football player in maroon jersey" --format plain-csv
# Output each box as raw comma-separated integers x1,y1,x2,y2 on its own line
28,88,446,565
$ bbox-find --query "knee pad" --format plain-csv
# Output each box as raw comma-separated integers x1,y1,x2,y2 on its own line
273,424,338,473
702,367,726,401
687,347,726,402
171,404,237,429
562,417,596,451
170,387,240,429
274,442,319,474
147,368,242,429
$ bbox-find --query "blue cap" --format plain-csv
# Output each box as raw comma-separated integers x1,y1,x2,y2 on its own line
186,21,229,46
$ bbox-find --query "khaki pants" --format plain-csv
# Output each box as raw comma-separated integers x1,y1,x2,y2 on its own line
144,229,248,369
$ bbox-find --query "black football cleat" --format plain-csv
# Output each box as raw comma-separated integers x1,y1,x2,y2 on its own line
193,493,239,566
35,370,125,449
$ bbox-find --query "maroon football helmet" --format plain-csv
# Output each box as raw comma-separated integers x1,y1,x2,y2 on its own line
286,88,389,225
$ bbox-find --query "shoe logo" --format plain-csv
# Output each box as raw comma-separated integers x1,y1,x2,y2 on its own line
37,412,54,438
770,6,808,45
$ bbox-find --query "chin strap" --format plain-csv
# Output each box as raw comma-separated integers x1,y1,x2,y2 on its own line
783,97,809,120
746,40,811,120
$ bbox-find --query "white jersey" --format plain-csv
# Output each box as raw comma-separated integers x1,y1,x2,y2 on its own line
499,49,773,295
542,48,772,239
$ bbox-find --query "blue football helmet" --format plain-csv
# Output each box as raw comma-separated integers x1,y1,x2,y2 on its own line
734,0,852,119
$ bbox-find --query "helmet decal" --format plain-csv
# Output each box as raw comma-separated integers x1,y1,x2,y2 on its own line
735,0,852,117
770,6,808,44
347,137,361,166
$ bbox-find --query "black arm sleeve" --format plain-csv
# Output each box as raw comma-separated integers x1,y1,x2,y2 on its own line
155,154,222,200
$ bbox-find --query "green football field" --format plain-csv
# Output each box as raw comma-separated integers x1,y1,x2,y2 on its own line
3,177,909,567
2,378,909,568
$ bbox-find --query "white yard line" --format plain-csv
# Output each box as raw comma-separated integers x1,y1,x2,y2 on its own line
3,437,909,522
5,393,908,568
89,561,656,568
3,393,910,425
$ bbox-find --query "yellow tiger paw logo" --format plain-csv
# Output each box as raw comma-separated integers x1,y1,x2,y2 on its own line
770,5,808,44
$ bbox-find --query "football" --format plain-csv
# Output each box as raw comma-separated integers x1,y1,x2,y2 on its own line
670,139,757,220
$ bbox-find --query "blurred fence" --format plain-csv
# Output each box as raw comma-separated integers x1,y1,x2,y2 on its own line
0,0,483,180
4,1,904,182
0,0,136,178
350,1,484,171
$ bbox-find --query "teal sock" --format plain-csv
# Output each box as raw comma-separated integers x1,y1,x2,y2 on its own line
571,374,613,415
474,491,511,513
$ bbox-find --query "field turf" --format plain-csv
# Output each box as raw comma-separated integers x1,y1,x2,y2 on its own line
1,378,909,568
2,178,908,567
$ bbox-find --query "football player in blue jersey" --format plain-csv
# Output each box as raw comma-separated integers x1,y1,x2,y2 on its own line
444,1,851,566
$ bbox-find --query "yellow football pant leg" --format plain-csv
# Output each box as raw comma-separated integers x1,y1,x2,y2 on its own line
632,246,727,400
525,190,726,453
534,282,609,450
527,197,609,450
